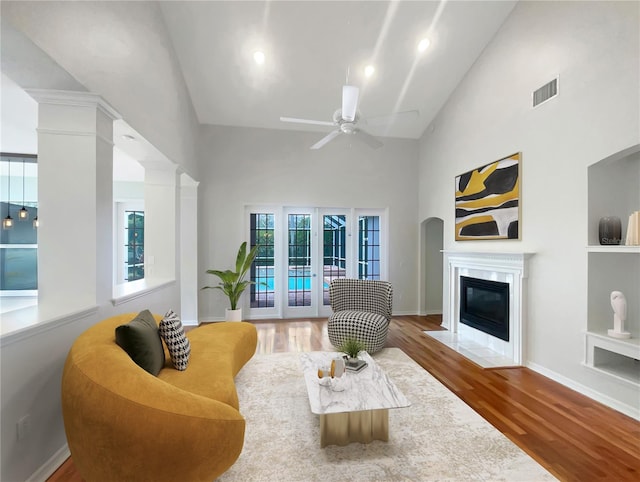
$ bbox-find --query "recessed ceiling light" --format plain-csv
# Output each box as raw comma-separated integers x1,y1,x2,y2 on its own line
417,38,431,53
253,50,265,65
364,65,375,78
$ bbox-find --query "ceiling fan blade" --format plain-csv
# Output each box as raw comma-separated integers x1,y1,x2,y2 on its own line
361,109,419,126
342,85,359,122
280,116,335,127
310,130,341,150
355,129,383,149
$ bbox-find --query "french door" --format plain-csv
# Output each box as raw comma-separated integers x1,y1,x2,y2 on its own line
246,206,386,319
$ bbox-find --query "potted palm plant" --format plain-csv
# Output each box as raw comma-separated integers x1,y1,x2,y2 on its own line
203,242,260,321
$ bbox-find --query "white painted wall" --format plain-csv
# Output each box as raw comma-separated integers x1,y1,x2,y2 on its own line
0,73,38,154
418,1,639,413
2,1,200,179
197,125,419,320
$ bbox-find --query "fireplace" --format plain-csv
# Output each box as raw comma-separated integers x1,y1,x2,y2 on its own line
441,251,534,366
460,276,509,342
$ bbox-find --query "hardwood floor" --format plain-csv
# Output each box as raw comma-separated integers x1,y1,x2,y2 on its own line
48,315,640,482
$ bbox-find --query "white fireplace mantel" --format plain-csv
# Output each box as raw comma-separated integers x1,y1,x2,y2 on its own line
441,251,535,366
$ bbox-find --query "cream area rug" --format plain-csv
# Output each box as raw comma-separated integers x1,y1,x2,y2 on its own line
218,348,556,482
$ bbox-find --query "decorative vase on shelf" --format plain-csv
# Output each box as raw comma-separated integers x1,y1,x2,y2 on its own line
598,216,622,245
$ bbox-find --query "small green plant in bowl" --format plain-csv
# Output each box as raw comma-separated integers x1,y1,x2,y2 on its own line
339,338,367,360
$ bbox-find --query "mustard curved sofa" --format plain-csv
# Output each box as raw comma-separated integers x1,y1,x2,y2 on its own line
62,313,258,482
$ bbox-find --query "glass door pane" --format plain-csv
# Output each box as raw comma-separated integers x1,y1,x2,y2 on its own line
249,213,275,308
287,213,312,307
358,215,381,280
322,214,347,305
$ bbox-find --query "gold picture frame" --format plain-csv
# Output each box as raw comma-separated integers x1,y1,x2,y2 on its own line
455,152,521,240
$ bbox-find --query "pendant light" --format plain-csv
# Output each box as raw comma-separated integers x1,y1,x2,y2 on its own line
3,159,13,229
18,158,29,221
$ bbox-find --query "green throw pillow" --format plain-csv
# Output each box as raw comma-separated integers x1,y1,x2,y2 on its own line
115,310,165,376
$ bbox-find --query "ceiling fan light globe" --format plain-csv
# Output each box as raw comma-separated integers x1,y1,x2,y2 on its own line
342,85,359,122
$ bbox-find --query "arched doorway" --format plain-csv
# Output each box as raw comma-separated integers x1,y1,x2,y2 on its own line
420,217,444,317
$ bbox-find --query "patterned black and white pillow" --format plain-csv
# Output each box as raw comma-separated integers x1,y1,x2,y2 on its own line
159,310,191,371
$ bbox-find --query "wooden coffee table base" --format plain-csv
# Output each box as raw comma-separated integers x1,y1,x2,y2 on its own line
320,408,389,447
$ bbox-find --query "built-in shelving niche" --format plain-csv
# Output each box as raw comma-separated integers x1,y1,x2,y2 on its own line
584,144,640,386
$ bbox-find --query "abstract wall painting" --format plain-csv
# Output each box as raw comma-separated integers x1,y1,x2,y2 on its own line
455,152,521,241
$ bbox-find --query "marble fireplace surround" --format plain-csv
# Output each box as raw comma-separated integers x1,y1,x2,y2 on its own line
434,251,534,367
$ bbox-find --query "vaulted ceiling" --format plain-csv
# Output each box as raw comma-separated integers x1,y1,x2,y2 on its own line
159,1,516,139
1,1,517,166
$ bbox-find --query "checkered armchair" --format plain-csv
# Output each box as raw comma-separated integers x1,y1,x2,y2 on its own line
328,278,393,354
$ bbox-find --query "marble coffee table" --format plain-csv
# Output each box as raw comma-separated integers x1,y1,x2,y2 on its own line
300,351,411,448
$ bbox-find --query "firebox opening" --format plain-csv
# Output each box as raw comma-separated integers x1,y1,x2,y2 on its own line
460,276,510,342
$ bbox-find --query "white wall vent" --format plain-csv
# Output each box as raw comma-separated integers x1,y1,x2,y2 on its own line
532,77,558,107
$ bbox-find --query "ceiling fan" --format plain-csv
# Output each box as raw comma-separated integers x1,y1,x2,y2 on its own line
280,85,418,150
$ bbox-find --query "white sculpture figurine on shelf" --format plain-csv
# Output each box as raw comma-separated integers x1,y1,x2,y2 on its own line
608,291,631,339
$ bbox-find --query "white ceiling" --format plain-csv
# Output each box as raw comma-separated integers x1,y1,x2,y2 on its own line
1,0,517,175
160,1,517,139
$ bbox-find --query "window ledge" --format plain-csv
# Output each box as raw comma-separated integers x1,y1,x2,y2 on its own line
1,305,98,346
112,278,175,306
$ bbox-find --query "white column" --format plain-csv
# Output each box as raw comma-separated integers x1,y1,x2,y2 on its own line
139,160,179,281
180,173,199,325
26,90,120,317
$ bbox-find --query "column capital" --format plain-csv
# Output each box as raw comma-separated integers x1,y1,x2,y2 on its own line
24,89,121,121
139,159,181,185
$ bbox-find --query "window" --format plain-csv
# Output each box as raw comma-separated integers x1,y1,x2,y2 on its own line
124,210,144,281
1,154,38,295
115,202,144,284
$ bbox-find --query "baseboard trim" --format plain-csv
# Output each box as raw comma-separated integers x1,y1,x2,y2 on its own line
27,444,70,482
526,361,640,421
202,312,437,322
